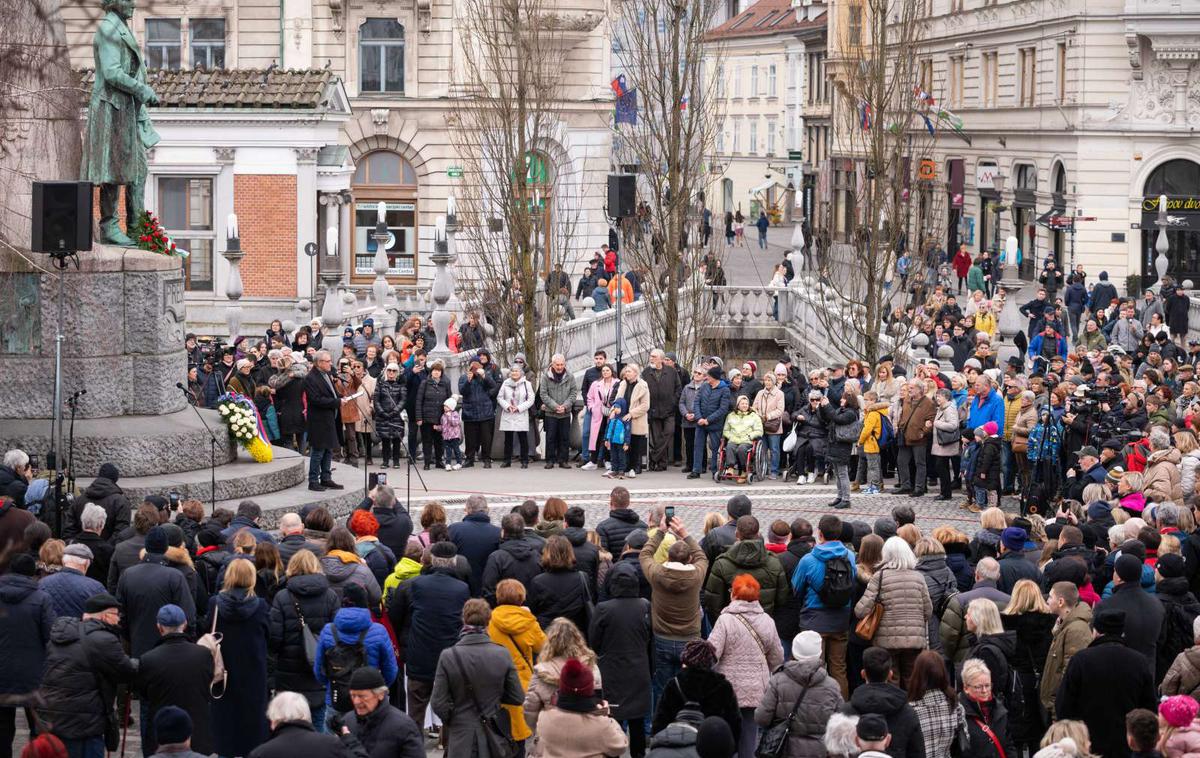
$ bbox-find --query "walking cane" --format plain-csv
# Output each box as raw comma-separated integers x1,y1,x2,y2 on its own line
118,691,131,758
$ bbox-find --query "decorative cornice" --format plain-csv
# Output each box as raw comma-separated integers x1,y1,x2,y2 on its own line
214,146,237,164
295,147,320,163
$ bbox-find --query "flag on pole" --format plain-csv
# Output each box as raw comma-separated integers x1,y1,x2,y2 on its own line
611,74,628,98
615,89,638,124
680,94,688,111
921,112,935,135
858,100,872,130
912,86,936,107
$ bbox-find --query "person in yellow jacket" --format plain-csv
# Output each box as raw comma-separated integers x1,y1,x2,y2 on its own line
856,389,889,494
974,301,998,339
487,578,546,743
381,542,424,606
722,395,763,482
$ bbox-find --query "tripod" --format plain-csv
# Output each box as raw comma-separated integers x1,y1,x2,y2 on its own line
66,390,83,494
47,250,78,537
178,384,220,514
400,422,429,513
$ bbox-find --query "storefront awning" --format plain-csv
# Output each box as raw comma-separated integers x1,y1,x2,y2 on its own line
1036,193,1067,229
749,179,780,196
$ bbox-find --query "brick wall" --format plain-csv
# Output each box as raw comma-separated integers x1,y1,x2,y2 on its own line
234,174,297,298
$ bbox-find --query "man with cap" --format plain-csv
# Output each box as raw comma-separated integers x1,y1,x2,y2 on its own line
1055,607,1157,758
996,526,1042,594
1063,446,1107,502
688,366,731,479
338,667,422,758
1153,552,1200,681
351,319,381,360
115,525,196,657
387,541,469,731
699,495,750,572
1096,553,1165,677
136,605,214,756
854,714,893,758
146,706,207,758
40,542,106,619
0,553,55,758
601,528,652,600
69,462,131,541
38,593,138,758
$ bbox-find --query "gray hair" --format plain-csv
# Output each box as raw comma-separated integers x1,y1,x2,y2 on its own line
1108,524,1127,548
279,513,303,534
2,450,28,471
650,349,665,359
373,485,397,510
1158,503,1181,527
429,554,456,570
236,358,254,371
81,503,108,533
464,494,488,515
975,557,1000,582
314,350,332,363
1193,615,1200,643
967,597,1003,635
267,349,283,361
961,658,991,688
551,353,566,364
935,388,953,402
266,691,311,725
1150,428,1172,451
880,536,917,570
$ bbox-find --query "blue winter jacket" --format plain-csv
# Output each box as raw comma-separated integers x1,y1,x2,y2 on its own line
967,389,1006,432
458,373,498,422
313,607,398,704
792,541,856,610
39,568,105,620
1027,333,1069,361
693,380,732,430
0,574,56,695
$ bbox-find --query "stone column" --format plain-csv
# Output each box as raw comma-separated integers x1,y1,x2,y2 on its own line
428,215,453,357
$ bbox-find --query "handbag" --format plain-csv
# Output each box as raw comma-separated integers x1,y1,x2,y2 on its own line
854,569,885,640
834,417,863,444
196,606,228,699
756,675,811,758
782,427,799,453
970,717,1008,758
447,648,517,758
936,426,959,446
293,598,319,668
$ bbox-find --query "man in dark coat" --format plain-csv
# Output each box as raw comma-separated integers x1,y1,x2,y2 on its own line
481,514,543,605
387,543,469,731
136,605,214,755
448,495,501,595
845,647,925,758
644,349,682,471
0,451,30,509
0,554,55,758
341,668,423,758
250,692,371,758
1056,608,1157,758
431,600,523,757
304,350,345,491
115,526,196,657
700,495,750,579
107,503,158,592
564,506,600,596
38,594,139,758
595,486,648,555
996,527,1042,594
1096,554,1165,677
277,513,324,565
601,530,652,601
220,500,276,545
1090,272,1118,316
68,463,131,541
589,561,652,752
41,543,106,619
147,707,210,758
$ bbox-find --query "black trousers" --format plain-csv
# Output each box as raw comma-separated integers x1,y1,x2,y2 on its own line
672,412,684,463
544,416,571,463
683,425,703,471
628,434,647,473
358,432,374,461
932,454,954,498
464,419,494,462
420,424,443,465
380,436,403,465
649,415,675,469
0,706,35,758
504,431,530,463
407,412,421,459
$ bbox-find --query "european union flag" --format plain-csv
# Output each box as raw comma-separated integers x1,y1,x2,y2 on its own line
615,89,637,125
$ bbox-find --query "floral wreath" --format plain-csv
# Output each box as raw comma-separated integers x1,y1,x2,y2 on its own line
216,393,273,463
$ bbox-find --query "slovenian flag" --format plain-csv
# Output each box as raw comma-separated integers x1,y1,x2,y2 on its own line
859,100,872,130
913,86,936,106
611,74,628,98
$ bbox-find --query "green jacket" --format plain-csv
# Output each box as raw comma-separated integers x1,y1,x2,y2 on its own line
722,411,763,445
538,369,581,419
1082,329,1108,351
967,264,985,293
703,539,789,619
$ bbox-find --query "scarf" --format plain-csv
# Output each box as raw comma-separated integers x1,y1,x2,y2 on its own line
460,624,486,639
327,549,362,564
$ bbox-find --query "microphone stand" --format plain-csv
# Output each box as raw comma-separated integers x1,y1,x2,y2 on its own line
179,386,220,515
401,415,429,513
66,392,82,494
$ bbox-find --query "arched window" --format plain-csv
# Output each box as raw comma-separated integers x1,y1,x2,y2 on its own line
1141,159,1200,288
352,150,418,281
359,19,405,94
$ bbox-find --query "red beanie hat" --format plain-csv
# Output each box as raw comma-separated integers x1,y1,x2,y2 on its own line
557,658,594,697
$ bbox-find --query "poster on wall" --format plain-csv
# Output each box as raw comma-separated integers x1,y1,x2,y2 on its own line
964,216,975,246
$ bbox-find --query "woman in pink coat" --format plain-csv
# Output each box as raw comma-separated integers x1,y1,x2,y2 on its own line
584,363,617,469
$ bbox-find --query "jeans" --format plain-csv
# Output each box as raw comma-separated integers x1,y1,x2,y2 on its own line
544,416,571,464
308,446,332,484
834,463,850,500
974,485,996,507
63,738,104,758
609,443,627,474
693,427,723,473
651,637,689,713
896,443,927,491
444,438,463,464
757,230,767,249
764,433,781,474
580,409,593,462
311,703,328,733
1069,309,1082,342
739,708,759,758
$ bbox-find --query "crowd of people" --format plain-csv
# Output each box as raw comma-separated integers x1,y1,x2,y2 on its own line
6,474,1200,758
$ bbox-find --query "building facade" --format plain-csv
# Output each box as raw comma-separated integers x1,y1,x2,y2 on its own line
62,0,612,334
825,0,1200,289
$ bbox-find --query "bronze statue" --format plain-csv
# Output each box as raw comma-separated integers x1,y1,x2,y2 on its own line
82,0,160,247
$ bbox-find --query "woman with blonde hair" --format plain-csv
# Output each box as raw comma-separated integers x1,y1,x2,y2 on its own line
209,557,270,756
523,617,601,757
1118,470,1148,515
848,534,886,690
268,549,340,729
489,579,545,750
1040,720,1095,756
702,512,728,535
969,506,1008,563
932,526,974,591
1002,579,1056,751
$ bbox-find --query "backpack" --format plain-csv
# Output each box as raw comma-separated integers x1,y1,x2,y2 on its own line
877,414,895,449
323,626,369,713
196,606,227,699
816,555,854,608
1026,418,1062,463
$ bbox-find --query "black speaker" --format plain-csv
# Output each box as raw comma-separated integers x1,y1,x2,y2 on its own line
31,181,92,253
607,174,636,219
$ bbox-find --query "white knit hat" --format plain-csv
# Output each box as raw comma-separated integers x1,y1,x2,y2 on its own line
791,630,822,661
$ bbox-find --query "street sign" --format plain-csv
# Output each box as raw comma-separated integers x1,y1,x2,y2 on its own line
304,242,319,257
447,166,464,178
787,150,803,161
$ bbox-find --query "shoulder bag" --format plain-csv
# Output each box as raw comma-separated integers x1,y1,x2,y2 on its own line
756,676,812,758
446,648,517,758
732,612,767,658
292,597,319,668
196,605,228,699
854,569,885,641
970,716,1008,758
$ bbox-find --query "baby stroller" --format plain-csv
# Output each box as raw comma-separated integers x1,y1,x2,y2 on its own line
713,438,768,484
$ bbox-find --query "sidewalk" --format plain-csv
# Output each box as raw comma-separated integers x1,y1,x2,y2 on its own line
718,221,799,286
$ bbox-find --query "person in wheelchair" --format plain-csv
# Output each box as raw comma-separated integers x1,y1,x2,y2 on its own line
722,395,763,483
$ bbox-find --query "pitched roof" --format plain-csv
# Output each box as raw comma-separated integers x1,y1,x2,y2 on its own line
706,0,822,40
80,68,338,109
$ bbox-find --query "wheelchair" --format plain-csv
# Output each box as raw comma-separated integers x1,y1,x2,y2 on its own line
713,437,769,484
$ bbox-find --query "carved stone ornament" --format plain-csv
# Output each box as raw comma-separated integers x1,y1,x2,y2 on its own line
535,10,603,32
295,147,320,162
1128,33,1144,81
214,146,237,163
330,0,344,32
417,0,431,33
1132,59,1178,124
371,108,390,135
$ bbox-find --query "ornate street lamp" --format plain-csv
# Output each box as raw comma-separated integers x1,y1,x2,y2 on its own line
222,214,244,341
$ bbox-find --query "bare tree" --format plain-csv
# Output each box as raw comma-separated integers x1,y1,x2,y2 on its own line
814,0,951,363
449,0,593,375
609,0,723,365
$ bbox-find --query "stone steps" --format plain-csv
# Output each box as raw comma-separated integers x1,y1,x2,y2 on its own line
75,446,307,504
214,457,366,528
